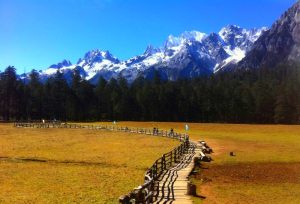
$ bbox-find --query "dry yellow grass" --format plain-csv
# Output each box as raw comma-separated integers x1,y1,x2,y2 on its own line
0,123,179,203
96,122,300,204
2,122,300,203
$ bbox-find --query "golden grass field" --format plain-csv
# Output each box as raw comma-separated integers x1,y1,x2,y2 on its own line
1,122,300,204
102,122,300,204
0,123,179,204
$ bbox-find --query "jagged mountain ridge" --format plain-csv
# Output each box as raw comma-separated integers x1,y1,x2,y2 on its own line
33,25,267,83
237,0,300,69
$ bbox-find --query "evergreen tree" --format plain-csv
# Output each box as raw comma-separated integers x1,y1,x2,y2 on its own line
274,88,291,123
49,71,69,121
27,69,43,120
95,76,108,120
0,66,18,121
253,81,275,123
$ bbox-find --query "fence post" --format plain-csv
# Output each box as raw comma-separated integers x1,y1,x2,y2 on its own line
154,162,157,180
119,195,130,204
170,151,173,166
162,154,166,170
174,148,177,163
132,188,145,204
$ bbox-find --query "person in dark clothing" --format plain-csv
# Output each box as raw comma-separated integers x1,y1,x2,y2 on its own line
170,128,174,136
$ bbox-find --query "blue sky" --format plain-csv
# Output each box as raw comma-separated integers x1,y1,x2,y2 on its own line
0,0,297,73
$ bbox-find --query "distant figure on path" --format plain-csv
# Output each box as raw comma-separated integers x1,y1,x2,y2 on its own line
169,128,174,136
153,127,156,135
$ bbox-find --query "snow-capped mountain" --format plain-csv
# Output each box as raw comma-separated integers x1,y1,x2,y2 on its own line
237,0,300,70
216,26,267,71
49,59,72,69
35,25,267,83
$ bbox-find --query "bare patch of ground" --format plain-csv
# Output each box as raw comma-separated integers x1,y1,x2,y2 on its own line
190,133,300,204
192,162,300,204
198,162,300,184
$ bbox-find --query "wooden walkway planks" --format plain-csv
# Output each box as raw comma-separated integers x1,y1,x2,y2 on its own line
155,142,201,204
172,145,201,204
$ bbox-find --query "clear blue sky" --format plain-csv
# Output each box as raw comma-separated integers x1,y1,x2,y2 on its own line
0,0,297,73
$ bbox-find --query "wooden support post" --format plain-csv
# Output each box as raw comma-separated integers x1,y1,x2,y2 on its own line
132,188,145,204
119,195,130,204
154,162,157,180
162,154,166,170
170,151,173,166
187,181,196,196
174,149,177,163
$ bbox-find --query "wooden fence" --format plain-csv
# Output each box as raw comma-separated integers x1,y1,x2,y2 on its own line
122,140,190,204
13,122,190,204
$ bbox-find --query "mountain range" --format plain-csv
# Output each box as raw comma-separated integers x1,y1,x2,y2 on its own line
237,0,300,70
23,0,300,83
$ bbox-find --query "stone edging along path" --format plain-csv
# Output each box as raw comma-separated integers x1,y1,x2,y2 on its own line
13,122,213,204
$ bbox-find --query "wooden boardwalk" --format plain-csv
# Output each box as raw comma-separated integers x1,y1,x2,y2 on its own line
14,122,212,204
155,142,201,204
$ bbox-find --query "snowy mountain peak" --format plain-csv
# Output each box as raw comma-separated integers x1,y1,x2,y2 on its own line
181,31,207,42
219,25,268,42
219,25,241,36
246,27,268,42
77,49,119,65
49,59,72,69
165,34,186,48
164,31,207,48
219,25,246,43
218,25,268,51
144,45,160,56
237,0,300,69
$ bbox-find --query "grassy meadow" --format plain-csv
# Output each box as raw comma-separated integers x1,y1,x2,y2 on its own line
0,123,179,203
96,122,300,204
1,122,300,203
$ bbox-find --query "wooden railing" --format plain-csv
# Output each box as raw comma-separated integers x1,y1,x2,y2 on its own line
13,122,190,204
118,141,190,203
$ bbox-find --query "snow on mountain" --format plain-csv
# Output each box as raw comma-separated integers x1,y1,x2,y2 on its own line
219,25,267,50
237,1,300,69
49,59,72,69
165,31,207,48
215,25,268,72
36,25,267,83
214,47,246,72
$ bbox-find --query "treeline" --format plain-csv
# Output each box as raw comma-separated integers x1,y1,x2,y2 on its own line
0,64,299,124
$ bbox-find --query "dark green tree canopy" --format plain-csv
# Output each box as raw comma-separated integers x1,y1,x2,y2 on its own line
0,64,299,124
